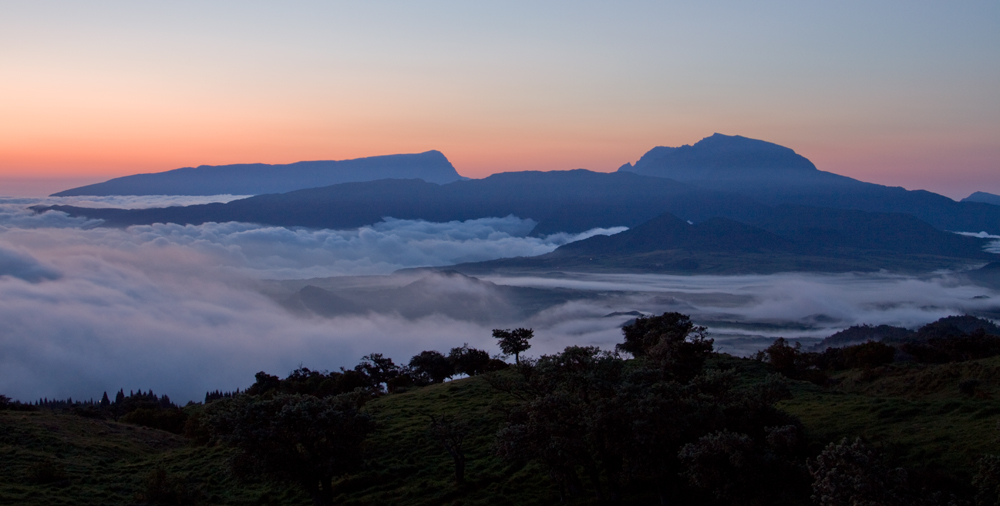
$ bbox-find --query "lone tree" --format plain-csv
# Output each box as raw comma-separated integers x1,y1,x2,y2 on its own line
493,328,533,365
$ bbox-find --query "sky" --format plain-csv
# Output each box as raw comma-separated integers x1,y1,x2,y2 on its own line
1,1,998,199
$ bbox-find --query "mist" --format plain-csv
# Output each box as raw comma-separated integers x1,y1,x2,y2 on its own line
0,197,997,403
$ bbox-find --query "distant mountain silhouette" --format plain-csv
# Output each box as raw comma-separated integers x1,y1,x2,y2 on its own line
37,170,768,236
52,151,463,196
623,133,826,187
619,134,1000,234
36,134,1000,239
445,206,995,275
963,192,1000,206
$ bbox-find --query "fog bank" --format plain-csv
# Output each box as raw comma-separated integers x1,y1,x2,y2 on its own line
0,197,997,403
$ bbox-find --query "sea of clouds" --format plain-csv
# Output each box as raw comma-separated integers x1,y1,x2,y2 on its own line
0,195,997,403
0,196,627,401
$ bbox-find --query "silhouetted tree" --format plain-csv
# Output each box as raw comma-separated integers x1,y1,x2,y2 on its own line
448,344,493,376
493,328,533,365
618,312,714,381
355,353,401,391
409,351,454,384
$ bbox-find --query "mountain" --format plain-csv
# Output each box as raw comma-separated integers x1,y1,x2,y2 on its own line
619,134,1000,234
444,206,995,275
37,170,769,236
963,192,1000,206
51,151,463,196
623,133,831,188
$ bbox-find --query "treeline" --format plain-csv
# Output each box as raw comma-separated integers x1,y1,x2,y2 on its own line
761,314,1000,384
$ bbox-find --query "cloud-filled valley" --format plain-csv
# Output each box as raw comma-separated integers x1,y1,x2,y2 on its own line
0,196,998,403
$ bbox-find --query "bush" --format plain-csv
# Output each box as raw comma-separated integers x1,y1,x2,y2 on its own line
121,407,189,434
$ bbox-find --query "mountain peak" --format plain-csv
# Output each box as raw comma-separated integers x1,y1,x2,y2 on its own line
621,133,817,180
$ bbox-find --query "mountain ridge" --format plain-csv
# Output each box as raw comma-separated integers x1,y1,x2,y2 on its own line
52,150,463,196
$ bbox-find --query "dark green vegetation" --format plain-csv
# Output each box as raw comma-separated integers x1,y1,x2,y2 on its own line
52,150,463,196
5,314,1000,505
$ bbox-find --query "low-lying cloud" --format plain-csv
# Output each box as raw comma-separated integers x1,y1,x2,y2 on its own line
0,198,627,401
0,196,997,403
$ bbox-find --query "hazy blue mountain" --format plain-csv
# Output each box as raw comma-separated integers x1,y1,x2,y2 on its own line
963,192,1000,206
37,170,769,235
51,150,463,196
446,206,995,275
623,133,831,187
619,134,1000,234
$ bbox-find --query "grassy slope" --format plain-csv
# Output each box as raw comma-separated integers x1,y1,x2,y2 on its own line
0,410,303,505
3,356,1000,504
779,356,1000,481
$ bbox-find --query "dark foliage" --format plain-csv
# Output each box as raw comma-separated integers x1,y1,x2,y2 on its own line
494,313,804,505
427,414,470,484
447,344,496,376
121,408,189,434
245,367,374,399
901,329,1000,363
618,312,714,381
975,455,1000,506
809,438,910,506
354,353,402,391
133,469,203,505
206,393,375,506
24,458,68,486
408,350,454,385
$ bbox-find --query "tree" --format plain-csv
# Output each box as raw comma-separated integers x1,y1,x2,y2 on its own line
355,353,401,391
448,344,493,376
618,312,713,381
207,393,375,506
409,350,454,384
493,328,533,365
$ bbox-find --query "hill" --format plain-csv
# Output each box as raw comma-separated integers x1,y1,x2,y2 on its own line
445,206,995,275
964,191,1000,206
5,351,1000,505
620,134,1000,234
51,151,463,196
37,170,767,236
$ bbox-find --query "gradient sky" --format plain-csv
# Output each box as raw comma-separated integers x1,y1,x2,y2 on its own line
1,1,998,199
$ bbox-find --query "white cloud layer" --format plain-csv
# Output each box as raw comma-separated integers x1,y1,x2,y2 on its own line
0,197,997,403
0,198,627,401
